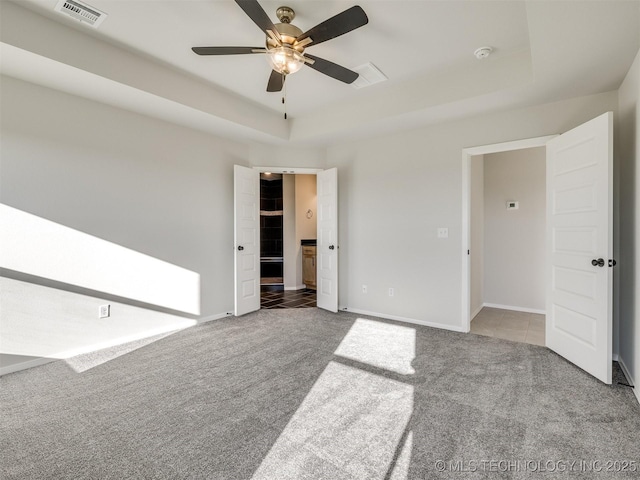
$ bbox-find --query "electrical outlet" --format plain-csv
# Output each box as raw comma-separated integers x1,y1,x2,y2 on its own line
437,228,449,238
362,285,368,294
99,304,110,318
389,288,394,297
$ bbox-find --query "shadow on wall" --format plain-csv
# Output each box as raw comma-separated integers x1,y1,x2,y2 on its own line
0,276,198,374
0,204,201,373
0,203,200,314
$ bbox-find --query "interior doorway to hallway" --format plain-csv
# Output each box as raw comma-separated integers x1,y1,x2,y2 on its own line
461,135,555,334
462,112,614,385
468,146,547,346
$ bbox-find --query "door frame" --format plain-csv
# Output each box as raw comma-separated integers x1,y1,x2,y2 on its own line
460,135,558,332
253,167,324,175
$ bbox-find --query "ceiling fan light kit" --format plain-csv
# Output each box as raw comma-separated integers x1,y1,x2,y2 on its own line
265,14,306,76
267,46,305,75
192,0,369,93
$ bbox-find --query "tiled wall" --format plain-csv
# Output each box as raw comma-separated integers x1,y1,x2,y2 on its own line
260,178,283,258
260,179,283,211
261,215,283,257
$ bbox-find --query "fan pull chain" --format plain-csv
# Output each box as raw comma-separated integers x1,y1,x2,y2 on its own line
282,79,287,120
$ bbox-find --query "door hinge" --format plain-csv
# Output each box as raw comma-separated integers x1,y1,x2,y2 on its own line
609,259,617,267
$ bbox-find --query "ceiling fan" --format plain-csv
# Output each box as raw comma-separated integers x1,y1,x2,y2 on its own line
192,0,369,93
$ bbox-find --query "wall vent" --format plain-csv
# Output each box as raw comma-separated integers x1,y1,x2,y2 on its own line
351,62,388,89
54,0,107,28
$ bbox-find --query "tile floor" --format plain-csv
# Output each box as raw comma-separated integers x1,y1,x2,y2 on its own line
470,307,545,346
261,288,317,309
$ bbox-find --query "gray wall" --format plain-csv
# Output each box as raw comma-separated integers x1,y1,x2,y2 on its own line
617,47,640,399
483,147,546,311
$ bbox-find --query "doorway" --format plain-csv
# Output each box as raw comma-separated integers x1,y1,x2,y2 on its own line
468,146,546,346
259,172,318,309
461,112,614,385
461,135,556,332
234,166,339,316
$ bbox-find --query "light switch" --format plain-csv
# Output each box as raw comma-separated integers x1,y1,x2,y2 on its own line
437,228,449,238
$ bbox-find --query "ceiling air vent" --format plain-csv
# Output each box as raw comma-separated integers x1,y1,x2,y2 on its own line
54,0,107,28
351,62,388,89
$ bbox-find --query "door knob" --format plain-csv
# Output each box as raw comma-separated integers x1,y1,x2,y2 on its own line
329,245,335,250
591,258,604,267
237,245,244,251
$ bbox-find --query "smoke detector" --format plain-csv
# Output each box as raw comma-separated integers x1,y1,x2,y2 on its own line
54,0,107,28
474,47,493,60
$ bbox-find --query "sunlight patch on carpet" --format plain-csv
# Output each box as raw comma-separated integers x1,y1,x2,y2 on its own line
252,361,413,480
334,318,416,375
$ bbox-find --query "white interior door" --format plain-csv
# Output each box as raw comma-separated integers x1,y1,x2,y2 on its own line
546,112,613,384
234,165,260,316
316,168,338,312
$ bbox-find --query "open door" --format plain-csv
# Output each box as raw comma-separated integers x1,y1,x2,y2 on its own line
234,165,260,316
316,168,338,312
546,112,613,384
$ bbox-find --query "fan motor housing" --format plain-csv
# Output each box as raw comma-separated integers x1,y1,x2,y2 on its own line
267,22,304,51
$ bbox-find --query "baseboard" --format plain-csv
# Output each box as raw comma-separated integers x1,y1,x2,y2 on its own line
340,307,466,333
612,353,619,362
471,305,483,321
617,356,639,404
285,285,307,291
483,303,546,315
0,357,56,377
196,312,233,324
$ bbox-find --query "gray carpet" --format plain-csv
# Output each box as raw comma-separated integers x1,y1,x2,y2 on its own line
1,308,639,479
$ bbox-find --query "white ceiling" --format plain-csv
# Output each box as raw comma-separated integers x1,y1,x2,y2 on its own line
2,0,639,144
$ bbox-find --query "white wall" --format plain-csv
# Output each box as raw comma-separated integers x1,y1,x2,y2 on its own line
283,175,297,289
282,174,318,290
483,147,546,311
327,91,618,331
470,155,484,318
296,175,318,241
1,204,201,314
617,46,640,401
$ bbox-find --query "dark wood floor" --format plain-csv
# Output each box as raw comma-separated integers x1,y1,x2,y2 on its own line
260,288,316,309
